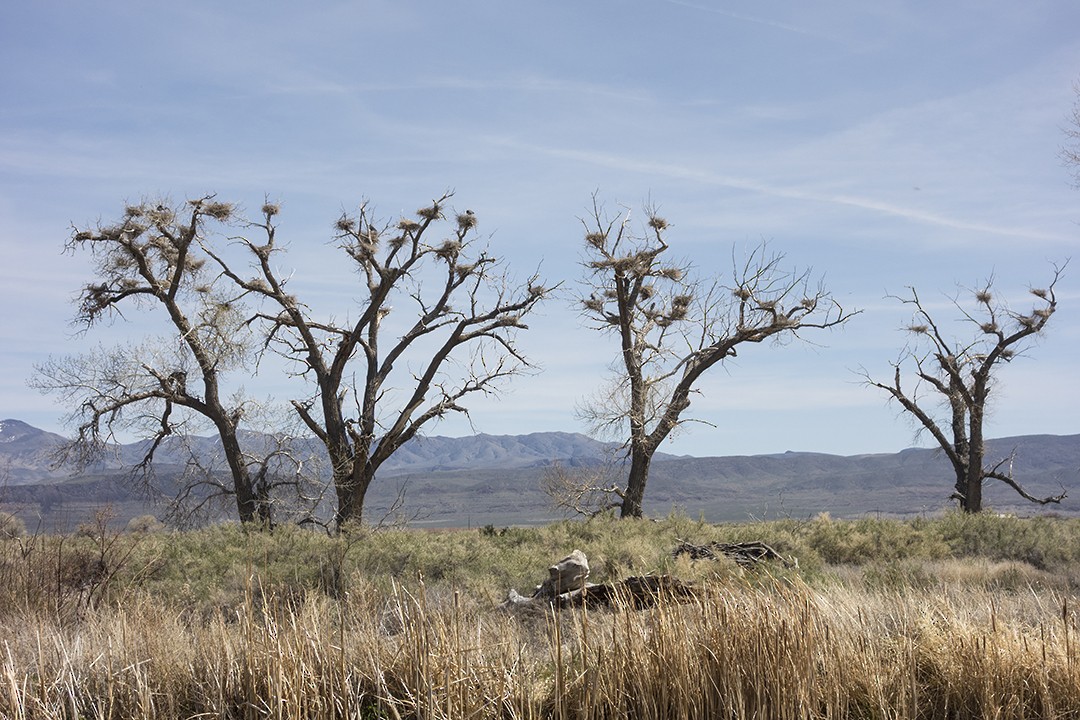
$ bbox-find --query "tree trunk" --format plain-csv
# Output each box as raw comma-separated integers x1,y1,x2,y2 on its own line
952,465,968,509
334,461,375,530
620,446,653,518
324,424,362,529
963,404,986,513
234,491,258,524
218,423,259,524
254,472,273,527
961,454,984,513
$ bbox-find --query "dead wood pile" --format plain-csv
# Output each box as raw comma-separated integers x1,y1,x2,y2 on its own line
673,540,795,568
501,550,699,613
503,540,794,615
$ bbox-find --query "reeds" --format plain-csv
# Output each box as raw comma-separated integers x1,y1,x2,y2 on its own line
3,577,1080,719
545,580,1080,719
4,513,1080,718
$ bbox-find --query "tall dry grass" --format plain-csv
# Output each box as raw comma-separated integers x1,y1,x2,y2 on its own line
567,582,1080,719
3,577,1080,719
4,513,1080,718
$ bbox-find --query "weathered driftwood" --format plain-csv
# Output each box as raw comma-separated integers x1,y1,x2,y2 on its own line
534,549,590,599
502,550,700,612
673,540,795,568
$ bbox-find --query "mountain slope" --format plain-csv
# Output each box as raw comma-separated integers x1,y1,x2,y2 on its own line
377,432,638,473
638,434,1080,520
1,422,636,485
0,419,72,483
2,419,1077,526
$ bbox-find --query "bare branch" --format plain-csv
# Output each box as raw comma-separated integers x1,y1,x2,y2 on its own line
1062,80,1080,187
541,461,625,518
984,452,1068,506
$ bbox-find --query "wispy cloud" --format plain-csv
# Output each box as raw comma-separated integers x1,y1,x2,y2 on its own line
659,0,846,45
506,141,1073,243
260,71,653,105
3,0,1077,455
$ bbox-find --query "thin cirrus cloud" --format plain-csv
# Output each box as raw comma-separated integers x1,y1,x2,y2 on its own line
502,141,1069,243
659,0,849,46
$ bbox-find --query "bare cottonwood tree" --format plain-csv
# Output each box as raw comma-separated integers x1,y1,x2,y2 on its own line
33,198,303,525
863,267,1067,513
210,194,550,529
579,200,856,518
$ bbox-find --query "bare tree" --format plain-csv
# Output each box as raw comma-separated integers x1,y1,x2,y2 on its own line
863,266,1068,513
33,198,295,525
578,199,856,518
210,194,551,529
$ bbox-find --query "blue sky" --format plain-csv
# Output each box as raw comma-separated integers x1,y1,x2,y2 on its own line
2,1,1078,457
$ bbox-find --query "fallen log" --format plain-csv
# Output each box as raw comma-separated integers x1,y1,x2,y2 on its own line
502,550,700,612
553,574,699,610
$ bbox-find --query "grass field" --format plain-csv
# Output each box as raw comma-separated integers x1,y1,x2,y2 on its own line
2,510,1080,718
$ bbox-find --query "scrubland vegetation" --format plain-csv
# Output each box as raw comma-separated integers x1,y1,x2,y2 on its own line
3,511,1080,718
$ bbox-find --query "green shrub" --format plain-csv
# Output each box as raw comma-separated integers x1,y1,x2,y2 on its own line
5,511,1080,621
934,512,1080,569
125,514,164,534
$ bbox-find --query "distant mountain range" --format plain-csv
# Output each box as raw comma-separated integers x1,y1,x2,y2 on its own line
1,418,1077,527
0,418,666,484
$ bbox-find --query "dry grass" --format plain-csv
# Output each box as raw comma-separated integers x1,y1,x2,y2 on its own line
3,576,1080,718
3,513,1080,718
